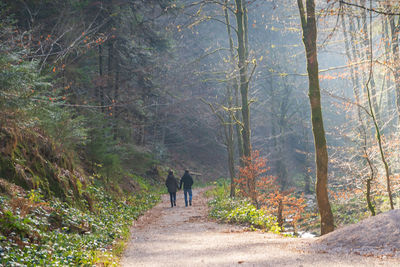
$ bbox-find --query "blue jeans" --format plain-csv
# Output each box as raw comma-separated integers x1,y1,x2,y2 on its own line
184,188,192,206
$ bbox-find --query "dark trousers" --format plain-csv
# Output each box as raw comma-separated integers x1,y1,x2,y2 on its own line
169,192,176,207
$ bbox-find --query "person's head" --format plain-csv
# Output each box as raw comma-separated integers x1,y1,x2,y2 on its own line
169,170,173,175
185,169,189,174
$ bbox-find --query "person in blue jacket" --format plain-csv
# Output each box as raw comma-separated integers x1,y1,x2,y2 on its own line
179,170,194,207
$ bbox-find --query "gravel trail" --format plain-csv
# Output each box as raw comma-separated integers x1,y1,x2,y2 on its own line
121,188,400,267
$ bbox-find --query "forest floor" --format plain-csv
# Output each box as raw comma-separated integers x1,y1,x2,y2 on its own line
121,188,400,267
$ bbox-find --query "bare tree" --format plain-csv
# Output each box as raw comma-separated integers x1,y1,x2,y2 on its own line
297,0,335,235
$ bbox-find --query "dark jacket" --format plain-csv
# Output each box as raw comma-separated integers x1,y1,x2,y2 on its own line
179,172,193,189
165,174,179,193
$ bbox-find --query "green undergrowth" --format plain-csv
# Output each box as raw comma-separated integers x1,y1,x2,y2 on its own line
207,179,280,233
0,181,160,266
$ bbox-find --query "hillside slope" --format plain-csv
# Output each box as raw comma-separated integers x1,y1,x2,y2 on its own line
0,120,161,265
0,122,87,202
310,209,400,258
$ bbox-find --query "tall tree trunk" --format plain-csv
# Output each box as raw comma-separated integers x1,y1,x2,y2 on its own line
243,0,249,60
224,0,243,167
364,1,395,210
224,1,237,196
203,95,236,197
271,82,289,190
235,0,255,205
108,41,114,129
234,0,251,160
224,0,243,165
218,108,235,197
383,16,394,125
302,111,313,194
366,76,394,210
113,55,120,140
360,0,380,123
98,44,105,113
277,198,283,229
297,0,334,235
388,14,400,121
226,100,236,197
235,85,244,165
141,124,145,145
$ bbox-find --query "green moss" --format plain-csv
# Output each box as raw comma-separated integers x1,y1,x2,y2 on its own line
0,128,82,201
0,155,33,190
46,166,67,200
76,179,83,195
0,156,16,181
11,144,26,165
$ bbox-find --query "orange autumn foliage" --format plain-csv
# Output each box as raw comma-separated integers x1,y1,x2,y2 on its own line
235,150,266,203
236,150,306,230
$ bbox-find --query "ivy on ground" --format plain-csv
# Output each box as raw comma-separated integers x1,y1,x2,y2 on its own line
207,180,280,233
0,186,159,266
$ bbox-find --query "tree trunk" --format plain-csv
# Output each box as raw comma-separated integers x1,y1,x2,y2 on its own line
304,174,312,194
224,1,237,196
364,1,395,210
360,0,380,123
271,84,289,191
235,0,255,205
297,0,334,235
277,198,283,229
227,115,236,197
98,44,105,113
388,14,400,121
235,84,244,165
367,83,394,210
383,16,394,126
366,158,376,216
224,0,243,164
113,55,120,139
234,0,251,160
141,124,145,145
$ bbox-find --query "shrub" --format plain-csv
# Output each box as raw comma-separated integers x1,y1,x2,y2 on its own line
208,182,280,233
237,150,306,232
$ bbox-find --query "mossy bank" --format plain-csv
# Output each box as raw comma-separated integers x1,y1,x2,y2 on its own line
0,121,163,266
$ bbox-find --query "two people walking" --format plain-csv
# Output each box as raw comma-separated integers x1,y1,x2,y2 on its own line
165,170,193,208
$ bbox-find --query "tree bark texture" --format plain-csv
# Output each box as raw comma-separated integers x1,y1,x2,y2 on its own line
388,14,400,121
113,55,120,139
98,44,105,113
297,0,334,235
227,118,236,197
224,1,237,196
234,0,251,160
235,0,255,205
225,0,244,165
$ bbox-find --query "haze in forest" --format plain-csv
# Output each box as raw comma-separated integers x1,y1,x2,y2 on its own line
2,0,400,265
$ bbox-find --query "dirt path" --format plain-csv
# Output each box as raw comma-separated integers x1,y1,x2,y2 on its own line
121,188,400,266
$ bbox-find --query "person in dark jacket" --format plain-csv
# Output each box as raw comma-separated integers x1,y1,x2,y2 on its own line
179,170,194,207
165,170,179,207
